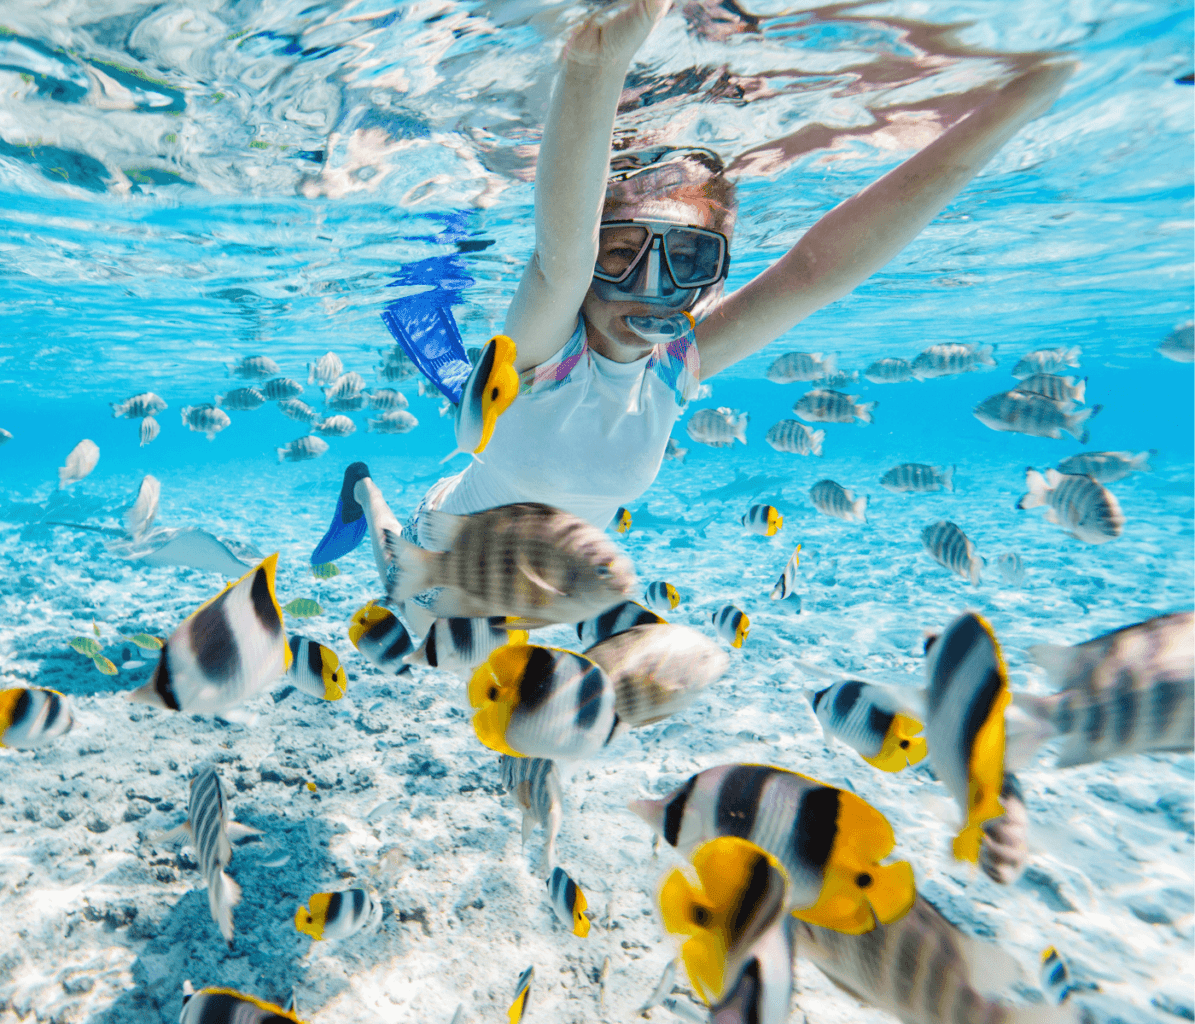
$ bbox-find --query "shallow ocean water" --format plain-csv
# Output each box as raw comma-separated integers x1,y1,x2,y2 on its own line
0,0,1193,1022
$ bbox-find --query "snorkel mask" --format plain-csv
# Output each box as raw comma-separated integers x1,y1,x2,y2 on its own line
592,219,729,311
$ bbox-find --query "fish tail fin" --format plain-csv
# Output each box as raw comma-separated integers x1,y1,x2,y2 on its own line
1133,449,1156,472
225,362,234,377
1066,346,1082,367
214,394,224,408
210,868,241,944
1005,695,1060,770
1016,468,1049,509
943,464,955,492
382,529,438,603
823,352,838,376
276,448,286,463
1026,643,1076,687
977,344,996,367
521,810,535,848
853,494,868,522
1066,404,1100,444
1073,377,1087,404
810,429,825,457
733,416,748,445
856,401,877,424
307,364,315,385
152,821,193,846
969,558,982,586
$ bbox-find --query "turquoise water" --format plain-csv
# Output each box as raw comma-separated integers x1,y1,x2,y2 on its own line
0,1,1192,1023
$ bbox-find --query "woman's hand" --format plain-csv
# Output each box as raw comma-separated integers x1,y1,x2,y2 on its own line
562,0,671,70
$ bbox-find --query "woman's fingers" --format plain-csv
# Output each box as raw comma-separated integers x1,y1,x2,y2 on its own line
563,0,672,68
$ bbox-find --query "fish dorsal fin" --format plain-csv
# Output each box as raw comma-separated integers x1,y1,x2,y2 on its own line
418,509,469,553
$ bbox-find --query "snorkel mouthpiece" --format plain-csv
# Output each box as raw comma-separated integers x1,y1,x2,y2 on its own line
624,312,695,344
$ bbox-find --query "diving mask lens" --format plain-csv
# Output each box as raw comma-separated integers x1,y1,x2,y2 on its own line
594,221,728,295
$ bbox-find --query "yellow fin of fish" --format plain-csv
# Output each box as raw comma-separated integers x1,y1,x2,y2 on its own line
295,892,332,940
468,645,528,757
92,619,101,637
861,713,928,773
954,685,1012,862
507,966,533,1024
92,654,118,675
475,335,519,455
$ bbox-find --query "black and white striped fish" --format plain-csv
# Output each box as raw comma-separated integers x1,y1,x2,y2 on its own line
181,403,231,439
508,966,534,1024
139,417,160,447
1055,449,1154,483
311,415,355,437
770,544,801,600
0,686,73,748
499,755,563,870
546,867,589,936
979,773,1029,885
880,463,954,493
864,357,913,383
348,602,413,675
1016,373,1086,404
809,479,867,522
792,389,875,425
452,334,518,457
1012,345,1081,378
276,436,328,463
710,916,796,1024
687,407,748,446
764,419,824,456
644,581,680,613
1014,612,1194,768
405,616,528,672
307,350,343,386
712,604,749,648
997,552,1025,585
287,637,347,700
179,981,302,1023
804,679,927,772
367,409,418,433
215,387,265,411
765,351,837,383
910,343,996,380
111,392,167,419
324,371,367,402
1016,468,1124,544
741,504,783,536
577,600,666,647
277,399,320,424
227,355,280,380
160,764,261,944
920,521,983,584
295,888,382,942
261,377,304,401
329,392,367,413
131,554,291,713
367,388,408,410
973,390,1100,442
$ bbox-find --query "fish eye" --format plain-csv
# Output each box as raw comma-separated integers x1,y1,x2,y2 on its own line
899,739,909,749
490,386,499,401
693,906,711,926
855,872,872,888
487,686,499,701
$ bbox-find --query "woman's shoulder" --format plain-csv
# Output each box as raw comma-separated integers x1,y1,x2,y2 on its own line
518,315,588,395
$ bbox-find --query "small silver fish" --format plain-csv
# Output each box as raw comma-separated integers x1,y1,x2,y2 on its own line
58,438,100,488
111,392,167,419
1012,346,1081,378
181,404,231,440
1055,449,1154,483
664,438,688,463
124,474,160,539
325,371,367,401
765,351,837,383
312,415,356,437
226,355,280,380
1016,468,1124,544
377,345,417,381
973,391,1099,443
277,398,320,424
499,754,563,871
261,377,304,401
367,388,408,410
793,389,875,425
139,417,160,447
276,435,329,463
0,428,11,445
864,357,913,383
687,407,748,447
809,479,867,522
1157,321,1193,362
911,343,996,380
920,521,983,584
881,463,954,494
215,387,265,411
1016,373,1086,404
307,351,343,385
328,393,367,412
367,410,418,434
821,369,860,389
765,420,824,456
638,959,678,1013
997,551,1025,585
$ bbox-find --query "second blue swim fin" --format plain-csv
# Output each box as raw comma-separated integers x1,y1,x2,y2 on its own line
311,461,372,564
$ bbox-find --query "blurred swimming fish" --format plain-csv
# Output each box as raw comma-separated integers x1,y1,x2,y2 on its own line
864,357,913,383
658,836,789,1005
93,654,117,675
997,552,1025,585
327,393,366,413
124,474,160,540
383,503,636,624
770,544,801,600
1040,947,1075,1004
577,600,666,647
821,370,860,389
921,521,983,584
130,554,291,713
348,602,413,675
469,645,615,759
377,345,417,382
307,351,343,386
1016,373,1086,404
585,622,729,728
451,335,519,458
111,392,166,419
764,420,824,456
325,371,367,401
277,436,329,463
58,438,99,489
0,687,73,748
710,916,796,1024
1014,612,1194,767
766,351,837,383
123,632,163,650
973,391,1099,443
793,389,875,425
911,343,996,380
1016,468,1124,544
367,410,418,434
215,387,266,411
664,438,688,462
182,404,231,440
69,635,103,657
312,415,355,437
277,398,320,424
158,764,261,944
227,355,280,380
741,504,782,536
638,959,678,1014
113,527,253,576
644,582,680,613
405,616,529,672
1012,346,1081,378
712,604,749,648
809,479,867,523
923,612,1011,862
179,982,304,1024
979,773,1028,885
687,407,748,447
287,636,346,700
508,966,533,1024
139,417,160,446
881,463,954,494
366,388,408,410
1055,449,1154,483
283,598,322,617
631,764,916,933
295,889,382,941
311,562,339,579
803,679,927,772
614,507,632,533
499,754,562,871
547,867,589,936
0,427,11,444
1157,321,1193,362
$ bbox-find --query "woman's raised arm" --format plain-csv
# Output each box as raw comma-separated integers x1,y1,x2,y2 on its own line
504,0,670,372
694,61,1075,380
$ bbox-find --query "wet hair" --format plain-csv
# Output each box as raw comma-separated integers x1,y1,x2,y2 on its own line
603,147,737,238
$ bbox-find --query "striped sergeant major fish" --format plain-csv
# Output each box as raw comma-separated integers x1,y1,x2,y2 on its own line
792,388,875,425
130,554,291,714
508,965,534,1024
658,837,790,1007
644,582,680,613
139,417,160,447
770,544,801,600
324,371,366,402
295,888,382,942
1016,468,1124,544
158,764,261,944
215,386,266,411
111,392,167,419
1016,373,1086,405
286,637,347,700
546,866,589,936
405,616,529,673
469,645,616,760
1055,449,1154,484
881,463,955,494
577,600,666,647
972,390,1100,443
923,612,1012,863
765,351,837,383
447,335,519,461
307,350,343,386
181,403,231,440
1013,612,1194,768
227,354,280,379
277,398,320,424
997,552,1025,586
366,388,407,410
1012,345,1081,378
276,435,328,464
921,521,983,584
910,342,996,380
0,686,73,749
710,916,796,1024
864,357,913,383
348,602,413,675
584,623,729,728
260,377,303,401
712,604,749,648
499,755,563,871
687,407,749,447
630,763,916,935
664,437,688,462
979,773,1029,886
810,479,868,523
803,678,927,772
764,419,824,456
794,895,1076,1024
179,981,303,1023
741,504,783,536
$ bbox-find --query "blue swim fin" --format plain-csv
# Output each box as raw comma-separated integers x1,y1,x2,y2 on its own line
311,461,371,564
